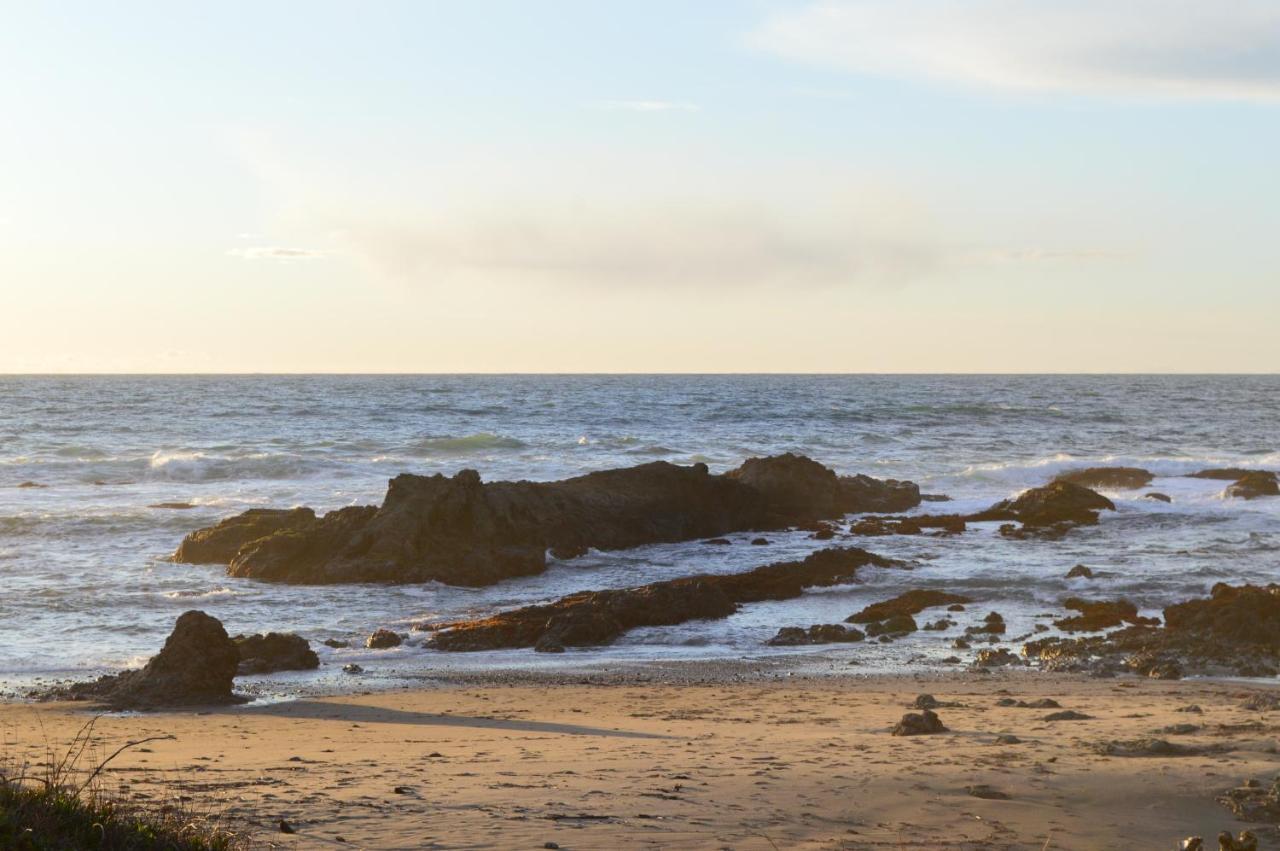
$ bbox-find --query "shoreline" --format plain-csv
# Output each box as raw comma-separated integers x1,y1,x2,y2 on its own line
5,670,1278,849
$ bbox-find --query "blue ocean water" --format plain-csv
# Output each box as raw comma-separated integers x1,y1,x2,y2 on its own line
1,375,1277,693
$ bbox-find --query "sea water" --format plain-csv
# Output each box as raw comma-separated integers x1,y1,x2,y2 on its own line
1,375,1277,694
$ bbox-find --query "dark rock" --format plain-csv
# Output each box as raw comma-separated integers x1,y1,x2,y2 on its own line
891,709,947,736
366,629,402,649
995,734,1021,744
971,482,1115,530
550,543,589,559
1054,598,1157,632
966,612,1006,636
173,507,317,564
1159,723,1201,735
44,611,242,708
1144,492,1172,503
703,538,732,545
920,494,952,502
847,590,973,624
952,638,971,649
323,639,350,648
865,614,918,637
995,697,1017,706
847,515,966,536
1093,737,1219,757
1176,704,1203,714
1054,467,1153,490
430,547,891,652
947,604,966,612
175,455,920,586
913,694,941,709
966,784,1010,800
1044,710,1093,721
1065,564,1094,579
279,819,296,834
1219,776,1280,823
1225,472,1279,500
750,537,770,546
342,664,363,674
150,502,196,510
233,632,319,674
1189,468,1262,480
767,624,864,646
922,619,952,631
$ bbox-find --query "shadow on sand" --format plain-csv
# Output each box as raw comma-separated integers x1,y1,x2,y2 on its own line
223,699,669,740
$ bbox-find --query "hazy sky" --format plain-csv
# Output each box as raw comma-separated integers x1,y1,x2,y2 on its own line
2,0,1278,373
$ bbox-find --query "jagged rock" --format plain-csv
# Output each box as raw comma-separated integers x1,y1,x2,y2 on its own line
1219,776,1280,823
973,648,1021,668
847,515,966,536
366,629,402,649
865,614,918,637
1225,471,1279,500
767,624,865,646
966,612,1006,636
429,547,890,652
1054,467,1154,490
1054,598,1157,632
847,590,973,623
175,455,919,586
891,709,947,736
173,508,316,564
1145,492,1172,503
1065,564,1094,579
972,482,1115,530
1093,737,1219,757
234,632,320,674
43,611,242,708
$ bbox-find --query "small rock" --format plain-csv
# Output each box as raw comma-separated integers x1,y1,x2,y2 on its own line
1065,564,1094,579
966,784,1010,800
750,537,770,546
279,819,296,834
995,734,1021,744
342,664,363,674
891,709,947,736
1144,492,1172,503
913,694,940,709
323,639,350,648
1044,710,1093,721
366,629,402,649
544,843,561,850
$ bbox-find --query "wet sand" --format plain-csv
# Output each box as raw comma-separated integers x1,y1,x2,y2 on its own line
4,670,1279,849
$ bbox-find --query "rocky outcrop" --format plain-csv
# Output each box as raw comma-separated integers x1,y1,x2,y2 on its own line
45,611,242,708
847,590,973,624
1224,471,1279,500
1053,598,1157,632
1189,468,1258,480
767,624,865,646
1054,467,1154,490
1024,583,1280,678
173,508,316,564
174,455,921,586
233,632,320,674
891,709,947,736
366,629,402,649
975,482,1115,527
426,547,892,652
847,515,966,536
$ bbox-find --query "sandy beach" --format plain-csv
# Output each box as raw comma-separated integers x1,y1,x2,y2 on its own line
5,668,1278,850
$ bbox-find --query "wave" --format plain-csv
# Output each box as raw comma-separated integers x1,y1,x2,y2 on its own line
162,587,245,600
147,449,320,482
406,433,528,455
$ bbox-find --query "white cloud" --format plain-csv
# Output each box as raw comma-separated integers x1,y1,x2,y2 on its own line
227,246,328,261
751,0,1280,101
594,100,700,112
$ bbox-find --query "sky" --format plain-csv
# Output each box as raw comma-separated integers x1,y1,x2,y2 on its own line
1,0,1277,373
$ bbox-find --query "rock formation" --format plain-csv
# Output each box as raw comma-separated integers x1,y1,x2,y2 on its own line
233,632,320,674
173,454,920,586
1054,467,1154,489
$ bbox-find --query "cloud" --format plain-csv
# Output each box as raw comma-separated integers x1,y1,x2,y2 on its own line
227,246,329,261
751,0,1280,101
593,100,700,112
334,196,943,290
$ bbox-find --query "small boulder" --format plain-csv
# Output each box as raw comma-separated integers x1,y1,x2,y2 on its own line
865,614,918,637
1065,564,1094,579
234,632,320,675
1225,471,1279,500
767,624,864,646
891,709,947,736
366,629,403,649
1144,492,1172,503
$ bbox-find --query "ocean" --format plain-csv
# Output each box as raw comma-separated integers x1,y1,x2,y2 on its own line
2,374,1277,696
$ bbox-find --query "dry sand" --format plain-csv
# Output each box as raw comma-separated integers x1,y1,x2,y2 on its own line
4,670,1280,850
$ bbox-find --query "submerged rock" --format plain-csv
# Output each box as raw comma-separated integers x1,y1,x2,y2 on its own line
1054,467,1154,490
1065,564,1094,579
1189,468,1261,480
847,515,966,536
767,624,865,646
45,611,242,708
234,632,320,674
428,547,891,652
1144,492,1172,503
846,590,973,624
174,454,920,586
